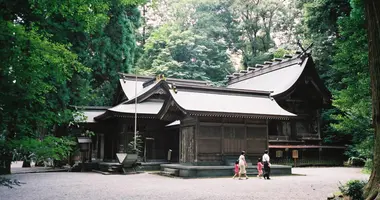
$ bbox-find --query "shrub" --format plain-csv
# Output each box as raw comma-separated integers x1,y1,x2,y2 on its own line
10,136,77,165
339,180,367,200
348,157,366,167
127,134,144,157
364,159,372,171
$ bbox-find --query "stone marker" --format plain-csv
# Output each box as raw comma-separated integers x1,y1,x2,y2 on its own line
327,193,335,200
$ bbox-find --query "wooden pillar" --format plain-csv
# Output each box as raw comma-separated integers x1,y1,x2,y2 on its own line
152,138,156,159
111,135,114,160
317,109,322,142
100,134,104,161
194,116,199,163
179,116,197,164
290,120,297,140
179,125,183,163
94,134,99,159
89,142,92,163
244,119,247,151
221,118,224,156
266,119,269,150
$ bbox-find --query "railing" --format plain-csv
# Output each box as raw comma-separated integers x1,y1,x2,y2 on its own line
268,135,289,141
297,134,320,140
272,158,343,167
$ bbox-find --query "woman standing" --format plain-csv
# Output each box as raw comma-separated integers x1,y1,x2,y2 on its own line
262,150,271,180
238,151,249,180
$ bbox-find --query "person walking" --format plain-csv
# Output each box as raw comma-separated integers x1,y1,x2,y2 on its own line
257,158,264,178
238,151,248,180
262,150,271,180
232,160,239,179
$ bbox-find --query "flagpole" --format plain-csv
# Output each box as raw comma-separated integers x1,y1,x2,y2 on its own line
134,67,137,150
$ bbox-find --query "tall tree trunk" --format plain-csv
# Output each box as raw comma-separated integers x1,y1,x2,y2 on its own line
0,154,12,175
142,4,147,46
364,0,380,199
22,160,31,168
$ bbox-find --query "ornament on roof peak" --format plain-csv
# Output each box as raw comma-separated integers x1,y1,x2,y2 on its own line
156,74,166,82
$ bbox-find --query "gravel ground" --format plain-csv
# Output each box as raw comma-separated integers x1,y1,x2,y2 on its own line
0,167,369,200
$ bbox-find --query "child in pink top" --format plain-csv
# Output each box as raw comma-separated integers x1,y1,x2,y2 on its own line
232,160,239,179
257,158,264,178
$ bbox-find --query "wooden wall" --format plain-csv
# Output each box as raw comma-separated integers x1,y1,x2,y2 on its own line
179,116,268,164
246,126,267,154
180,126,195,163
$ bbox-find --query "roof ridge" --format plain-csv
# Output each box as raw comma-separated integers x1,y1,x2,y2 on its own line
119,73,209,85
174,83,272,96
71,106,111,110
227,52,307,83
227,54,308,85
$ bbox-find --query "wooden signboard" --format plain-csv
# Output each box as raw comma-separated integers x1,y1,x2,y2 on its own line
292,150,299,158
276,150,283,158
292,150,299,167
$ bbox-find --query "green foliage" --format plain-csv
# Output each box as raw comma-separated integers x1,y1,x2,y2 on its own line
0,0,145,173
138,0,302,81
81,130,95,137
243,52,273,69
301,0,372,159
329,0,371,159
137,23,234,82
273,48,292,58
30,0,110,33
11,136,77,164
127,134,144,157
84,4,142,106
0,21,88,139
299,0,351,82
346,157,366,167
339,180,366,200
364,159,372,173
303,0,350,35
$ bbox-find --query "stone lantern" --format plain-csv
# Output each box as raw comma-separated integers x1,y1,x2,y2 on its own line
77,137,92,152
77,137,92,171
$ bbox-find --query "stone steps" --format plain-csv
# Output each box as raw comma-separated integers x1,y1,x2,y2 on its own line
246,168,258,175
158,164,291,178
98,163,121,173
159,171,176,177
162,168,179,176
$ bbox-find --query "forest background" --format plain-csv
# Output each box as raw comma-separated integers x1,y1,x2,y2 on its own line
0,0,372,173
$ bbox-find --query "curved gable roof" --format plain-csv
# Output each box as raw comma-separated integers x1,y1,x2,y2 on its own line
169,89,295,118
227,54,331,101
227,56,307,96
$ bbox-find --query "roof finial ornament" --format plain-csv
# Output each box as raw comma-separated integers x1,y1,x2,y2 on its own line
156,74,166,81
172,83,178,94
296,40,313,57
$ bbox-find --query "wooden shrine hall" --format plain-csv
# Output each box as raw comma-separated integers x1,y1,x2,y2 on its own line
79,51,346,168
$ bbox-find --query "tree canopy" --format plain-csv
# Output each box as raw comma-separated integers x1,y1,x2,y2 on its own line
0,0,145,174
